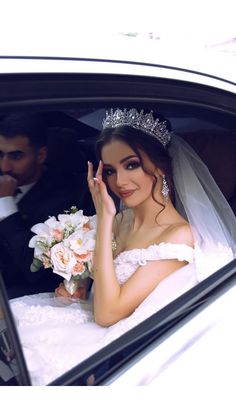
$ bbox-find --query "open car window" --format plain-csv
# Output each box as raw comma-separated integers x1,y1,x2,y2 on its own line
0,72,235,385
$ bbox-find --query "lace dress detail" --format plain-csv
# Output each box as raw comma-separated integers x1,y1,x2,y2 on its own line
10,242,195,386
114,242,194,285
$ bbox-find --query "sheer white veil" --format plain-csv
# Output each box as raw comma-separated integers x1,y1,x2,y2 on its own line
169,134,236,281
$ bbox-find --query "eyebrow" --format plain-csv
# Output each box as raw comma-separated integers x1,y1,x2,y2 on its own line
103,154,138,166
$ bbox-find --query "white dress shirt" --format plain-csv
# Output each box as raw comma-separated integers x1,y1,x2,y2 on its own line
0,183,35,221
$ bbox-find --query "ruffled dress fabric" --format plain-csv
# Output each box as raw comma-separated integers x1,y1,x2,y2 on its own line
10,243,204,385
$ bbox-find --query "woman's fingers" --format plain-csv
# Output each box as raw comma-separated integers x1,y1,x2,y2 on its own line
96,160,103,181
55,282,71,297
72,286,88,300
87,161,102,189
55,282,89,300
88,160,103,181
87,161,94,183
87,159,115,216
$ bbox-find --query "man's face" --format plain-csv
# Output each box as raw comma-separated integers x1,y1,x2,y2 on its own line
0,135,47,186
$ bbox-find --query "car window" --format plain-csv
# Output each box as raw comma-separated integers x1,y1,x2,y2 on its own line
0,96,235,385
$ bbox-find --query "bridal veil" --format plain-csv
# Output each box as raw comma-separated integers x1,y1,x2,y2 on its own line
169,134,236,281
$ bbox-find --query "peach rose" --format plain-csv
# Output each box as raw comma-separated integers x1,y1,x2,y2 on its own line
50,243,77,281
52,228,64,242
72,261,86,276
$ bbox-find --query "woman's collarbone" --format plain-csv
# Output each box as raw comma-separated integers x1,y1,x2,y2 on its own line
114,221,189,256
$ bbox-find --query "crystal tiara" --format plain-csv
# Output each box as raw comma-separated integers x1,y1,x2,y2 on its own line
102,108,171,147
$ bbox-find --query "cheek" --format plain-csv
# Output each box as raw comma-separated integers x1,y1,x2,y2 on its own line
11,161,25,172
17,160,29,171
138,172,154,190
138,176,155,199
144,181,154,196
106,176,116,192
17,159,35,175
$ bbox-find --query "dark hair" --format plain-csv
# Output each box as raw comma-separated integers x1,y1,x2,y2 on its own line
96,118,175,213
0,113,48,148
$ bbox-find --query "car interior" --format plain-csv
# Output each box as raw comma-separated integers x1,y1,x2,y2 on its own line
0,100,235,386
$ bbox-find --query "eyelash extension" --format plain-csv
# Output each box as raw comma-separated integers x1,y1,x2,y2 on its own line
126,160,141,170
103,160,141,176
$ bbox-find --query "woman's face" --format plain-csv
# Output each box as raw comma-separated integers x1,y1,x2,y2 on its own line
101,139,159,208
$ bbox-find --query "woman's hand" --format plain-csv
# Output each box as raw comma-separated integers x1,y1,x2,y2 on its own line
55,282,89,300
87,160,116,218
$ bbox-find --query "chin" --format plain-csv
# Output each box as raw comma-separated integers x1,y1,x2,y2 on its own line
121,198,140,208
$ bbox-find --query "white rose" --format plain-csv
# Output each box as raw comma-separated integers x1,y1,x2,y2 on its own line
50,242,77,281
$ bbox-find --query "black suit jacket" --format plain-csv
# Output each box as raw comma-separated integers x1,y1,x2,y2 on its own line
0,172,94,298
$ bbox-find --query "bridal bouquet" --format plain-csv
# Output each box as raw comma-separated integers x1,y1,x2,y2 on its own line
29,207,97,295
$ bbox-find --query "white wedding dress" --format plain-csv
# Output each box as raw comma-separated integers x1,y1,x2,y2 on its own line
10,242,230,386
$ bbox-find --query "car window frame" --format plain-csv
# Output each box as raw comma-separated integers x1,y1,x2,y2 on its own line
0,273,31,386
0,66,235,385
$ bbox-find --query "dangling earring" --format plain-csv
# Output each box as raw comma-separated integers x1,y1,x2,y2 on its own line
161,175,169,199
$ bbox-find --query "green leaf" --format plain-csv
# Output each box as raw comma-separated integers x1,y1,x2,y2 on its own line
30,258,43,272
72,271,89,281
70,206,79,214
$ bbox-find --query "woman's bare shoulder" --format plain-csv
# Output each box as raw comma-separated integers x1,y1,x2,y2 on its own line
158,222,194,248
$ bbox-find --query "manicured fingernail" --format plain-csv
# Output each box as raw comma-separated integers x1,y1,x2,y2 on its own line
93,177,100,184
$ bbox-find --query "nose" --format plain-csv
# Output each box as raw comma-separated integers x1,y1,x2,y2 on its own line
1,155,12,173
116,169,128,187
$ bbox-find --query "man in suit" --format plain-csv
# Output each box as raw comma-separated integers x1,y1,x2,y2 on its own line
0,113,94,298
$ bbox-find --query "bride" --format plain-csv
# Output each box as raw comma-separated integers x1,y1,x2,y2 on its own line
10,108,236,385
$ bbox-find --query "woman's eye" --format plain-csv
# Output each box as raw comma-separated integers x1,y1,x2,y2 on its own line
103,168,114,176
126,161,140,170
